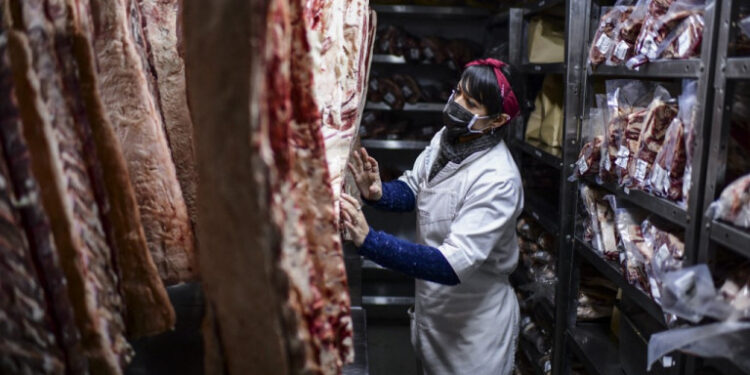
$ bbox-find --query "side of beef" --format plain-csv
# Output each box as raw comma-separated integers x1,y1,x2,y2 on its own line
7,0,132,371
88,0,197,285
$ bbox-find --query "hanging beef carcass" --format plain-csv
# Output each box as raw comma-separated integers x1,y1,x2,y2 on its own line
5,0,134,371
87,0,197,285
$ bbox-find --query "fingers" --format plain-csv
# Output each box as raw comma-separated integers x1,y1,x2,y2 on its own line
348,162,361,180
352,150,363,171
341,193,359,208
367,156,379,173
360,148,371,171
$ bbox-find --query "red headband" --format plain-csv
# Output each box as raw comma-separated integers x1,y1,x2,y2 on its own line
464,58,520,120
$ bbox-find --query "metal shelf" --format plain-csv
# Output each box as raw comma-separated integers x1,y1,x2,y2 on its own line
709,220,750,259
725,57,750,79
371,54,407,64
512,139,563,169
575,239,666,326
361,139,429,150
371,4,490,18
522,63,565,74
522,0,565,16
524,192,560,235
567,324,622,375
583,177,688,228
365,101,444,112
361,296,414,306
588,60,702,79
362,259,385,270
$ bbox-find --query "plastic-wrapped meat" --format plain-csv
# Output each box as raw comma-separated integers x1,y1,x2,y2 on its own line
402,33,421,62
445,39,476,71
367,75,383,102
574,136,603,179
379,77,405,110
650,118,686,201
420,36,447,64
629,98,678,189
634,7,702,63
589,7,631,67
615,108,647,185
659,13,704,60
597,201,619,261
376,25,401,55
601,113,627,181
614,207,650,294
393,74,421,104
608,7,644,66
649,0,674,16
709,174,750,229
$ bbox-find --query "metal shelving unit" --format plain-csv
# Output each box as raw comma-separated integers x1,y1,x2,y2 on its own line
360,139,429,150
698,0,750,267
371,4,491,18
554,0,723,374
512,138,564,169
365,101,444,112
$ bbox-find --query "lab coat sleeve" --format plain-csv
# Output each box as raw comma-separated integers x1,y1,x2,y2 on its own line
438,175,522,282
397,146,428,196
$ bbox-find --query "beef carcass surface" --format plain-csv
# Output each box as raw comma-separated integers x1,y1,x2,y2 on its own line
183,0,291,374
138,0,198,226
0,13,86,372
88,0,197,285
67,0,176,337
6,0,132,371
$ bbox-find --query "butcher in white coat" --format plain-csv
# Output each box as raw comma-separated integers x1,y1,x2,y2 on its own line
341,58,524,375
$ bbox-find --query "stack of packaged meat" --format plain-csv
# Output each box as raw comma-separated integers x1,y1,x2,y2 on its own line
588,0,706,69
374,24,480,69
368,73,453,109
571,79,698,207
709,173,750,229
578,264,618,320
579,188,685,305
360,111,442,141
516,216,558,289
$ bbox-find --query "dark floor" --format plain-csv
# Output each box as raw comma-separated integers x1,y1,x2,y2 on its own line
366,318,418,375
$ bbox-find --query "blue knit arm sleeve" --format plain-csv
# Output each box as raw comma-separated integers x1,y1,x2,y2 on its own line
359,228,459,285
363,180,416,212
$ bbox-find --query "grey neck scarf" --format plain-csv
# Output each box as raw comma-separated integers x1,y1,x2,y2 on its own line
428,126,506,181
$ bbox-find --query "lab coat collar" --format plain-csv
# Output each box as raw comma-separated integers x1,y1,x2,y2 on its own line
426,141,493,187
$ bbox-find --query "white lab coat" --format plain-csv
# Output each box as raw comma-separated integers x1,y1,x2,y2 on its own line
398,128,524,375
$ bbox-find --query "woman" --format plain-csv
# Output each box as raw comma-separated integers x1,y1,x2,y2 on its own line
340,58,524,375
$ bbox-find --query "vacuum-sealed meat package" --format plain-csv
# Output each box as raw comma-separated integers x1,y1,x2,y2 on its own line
642,219,685,304
628,88,678,190
615,107,647,185
610,197,651,294
708,174,750,229
607,2,649,66
589,6,633,67
629,1,705,68
571,108,605,180
648,80,696,200
601,80,656,183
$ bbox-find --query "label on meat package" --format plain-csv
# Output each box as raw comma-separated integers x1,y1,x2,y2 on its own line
409,48,420,60
634,159,649,182
595,34,614,54
402,85,413,99
423,47,435,60
650,164,668,193
615,145,630,169
384,92,397,106
613,40,630,60
370,80,379,92
576,157,589,175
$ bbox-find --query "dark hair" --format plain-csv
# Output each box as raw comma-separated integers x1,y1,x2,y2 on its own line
459,63,519,117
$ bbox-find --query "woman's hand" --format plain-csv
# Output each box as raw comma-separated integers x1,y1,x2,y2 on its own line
340,193,369,247
348,147,382,201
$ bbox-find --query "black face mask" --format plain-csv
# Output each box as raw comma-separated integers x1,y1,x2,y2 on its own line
442,91,496,140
